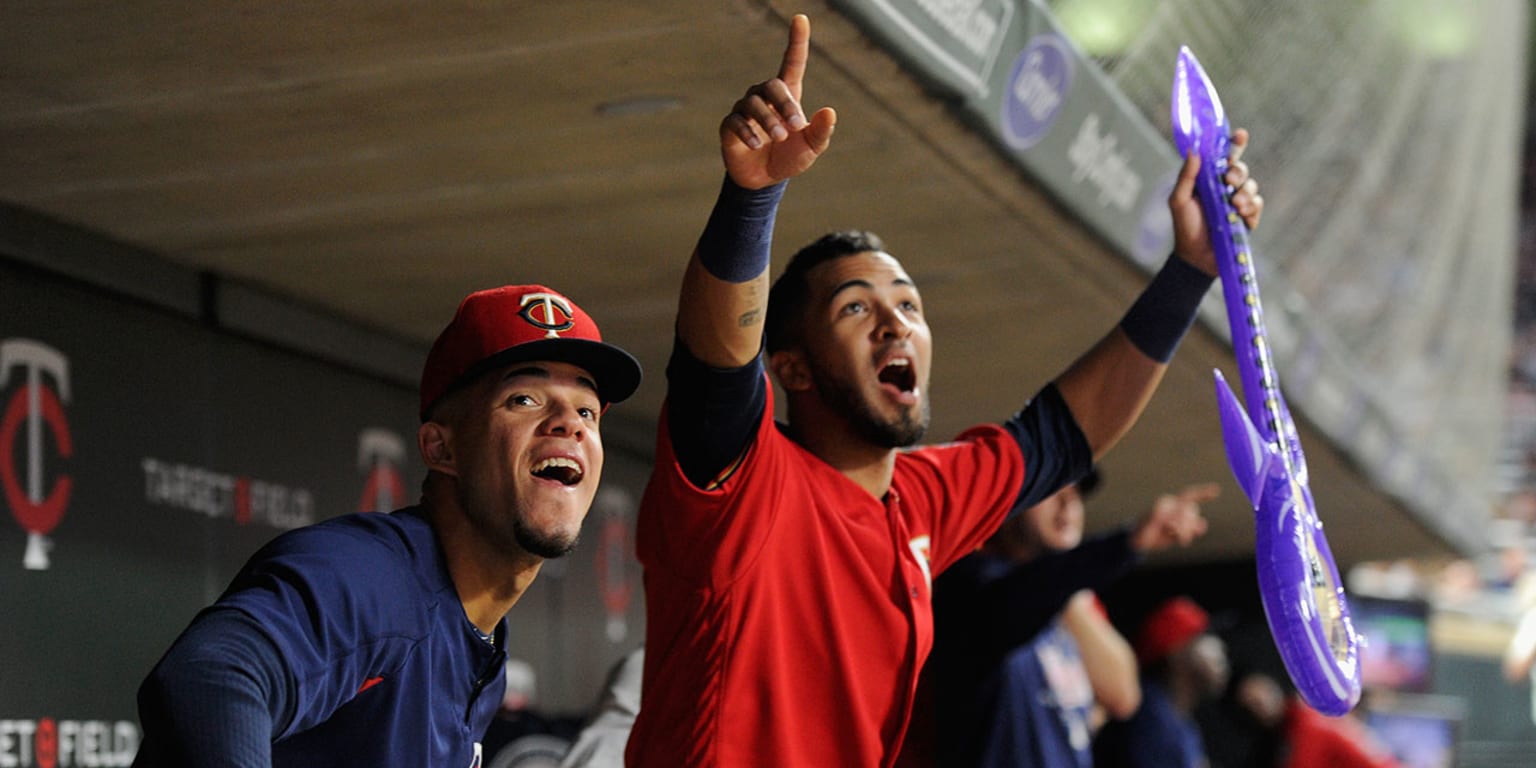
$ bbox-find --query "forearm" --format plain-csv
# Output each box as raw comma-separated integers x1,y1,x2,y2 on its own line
676,176,784,367
1061,592,1140,719
1054,332,1165,461
1055,256,1212,458
135,610,293,766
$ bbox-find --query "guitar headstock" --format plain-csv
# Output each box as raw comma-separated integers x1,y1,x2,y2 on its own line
1171,46,1230,163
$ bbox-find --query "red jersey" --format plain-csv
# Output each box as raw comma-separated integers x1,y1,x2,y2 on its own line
1282,701,1402,768
627,384,1025,767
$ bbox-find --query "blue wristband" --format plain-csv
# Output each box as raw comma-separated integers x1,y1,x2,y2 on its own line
1118,256,1214,363
696,176,786,283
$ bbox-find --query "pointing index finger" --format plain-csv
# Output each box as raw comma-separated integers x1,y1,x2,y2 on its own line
779,14,811,99
1179,482,1222,505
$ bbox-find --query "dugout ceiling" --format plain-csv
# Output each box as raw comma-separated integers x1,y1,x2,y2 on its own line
0,0,1471,568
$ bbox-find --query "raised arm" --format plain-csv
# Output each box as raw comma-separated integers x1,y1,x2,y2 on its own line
1128,482,1217,553
676,14,836,368
1055,131,1262,459
1075,485,1216,718
1075,483,1217,719
666,15,837,487
1061,590,1141,720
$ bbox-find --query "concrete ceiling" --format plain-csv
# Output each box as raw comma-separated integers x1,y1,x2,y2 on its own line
0,0,1455,567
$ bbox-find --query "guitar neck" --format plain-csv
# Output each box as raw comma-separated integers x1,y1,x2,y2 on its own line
1201,164,1300,472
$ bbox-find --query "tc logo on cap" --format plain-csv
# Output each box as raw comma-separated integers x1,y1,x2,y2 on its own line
519,293,576,338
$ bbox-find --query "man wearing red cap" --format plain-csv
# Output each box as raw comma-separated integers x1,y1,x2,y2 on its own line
1094,596,1230,768
132,285,640,768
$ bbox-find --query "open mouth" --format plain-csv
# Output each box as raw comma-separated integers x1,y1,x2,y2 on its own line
531,457,584,486
878,357,917,395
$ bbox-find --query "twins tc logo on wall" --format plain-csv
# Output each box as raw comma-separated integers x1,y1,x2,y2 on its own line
0,339,73,571
592,486,637,643
357,428,407,513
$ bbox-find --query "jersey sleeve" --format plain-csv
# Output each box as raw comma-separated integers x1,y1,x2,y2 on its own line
898,384,1090,577
133,609,287,767
1003,383,1095,512
137,520,424,758
223,523,424,735
638,377,784,586
896,424,1027,576
663,334,768,489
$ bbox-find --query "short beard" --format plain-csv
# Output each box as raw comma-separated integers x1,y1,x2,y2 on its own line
812,362,929,448
457,481,580,560
513,516,580,559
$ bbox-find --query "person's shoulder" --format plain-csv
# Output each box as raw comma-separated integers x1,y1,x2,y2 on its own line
217,509,442,649
901,423,1013,456
893,425,1018,475
252,507,434,578
276,506,424,547
220,508,446,623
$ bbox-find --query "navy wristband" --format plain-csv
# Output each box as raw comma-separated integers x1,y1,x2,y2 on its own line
696,176,786,283
1118,256,1214,363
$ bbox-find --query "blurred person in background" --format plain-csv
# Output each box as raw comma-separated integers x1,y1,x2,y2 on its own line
1232,670,1400,768
1094,596,1229,768
558,647,645,768
902,472,1215,767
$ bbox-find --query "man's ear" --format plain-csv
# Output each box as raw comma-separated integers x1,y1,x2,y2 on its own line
418,421,457,476
769,348,812,392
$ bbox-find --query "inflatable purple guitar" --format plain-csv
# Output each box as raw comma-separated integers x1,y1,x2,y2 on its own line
1171,47,1361,715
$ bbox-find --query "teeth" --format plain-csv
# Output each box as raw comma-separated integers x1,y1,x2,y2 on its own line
886,358,910,367
528,454,580,485
533,457,579,472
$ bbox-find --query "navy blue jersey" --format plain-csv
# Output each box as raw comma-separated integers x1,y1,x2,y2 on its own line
977,622,1096,768
134,507,507,767
903,531,1140,767
1094,680,1207,768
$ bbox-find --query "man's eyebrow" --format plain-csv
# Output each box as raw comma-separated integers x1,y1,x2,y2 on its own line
828,278,873,300
502,364,600,397
828,276,916,301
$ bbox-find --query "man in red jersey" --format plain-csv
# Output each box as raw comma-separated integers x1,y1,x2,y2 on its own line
626,14,1263,767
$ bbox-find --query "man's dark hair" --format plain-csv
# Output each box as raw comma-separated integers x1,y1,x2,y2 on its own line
765,230,888,354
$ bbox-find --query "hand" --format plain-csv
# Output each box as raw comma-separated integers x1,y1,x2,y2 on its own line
1130,482,1218,553
1168,128,1263,276
1063,589,1100,620
720,14,837,190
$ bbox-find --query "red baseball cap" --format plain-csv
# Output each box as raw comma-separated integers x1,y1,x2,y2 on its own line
1134,596,1210,666
419,284,641,420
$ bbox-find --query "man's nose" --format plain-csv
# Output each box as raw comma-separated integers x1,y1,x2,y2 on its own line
873,302,914,340
540,400,586,437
